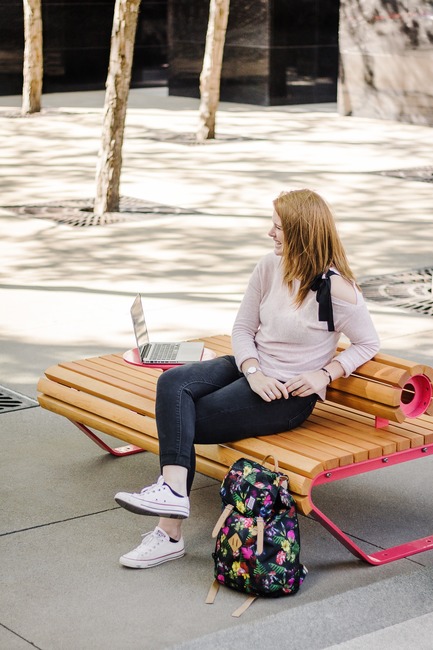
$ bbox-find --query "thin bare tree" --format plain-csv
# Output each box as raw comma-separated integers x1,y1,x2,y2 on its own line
94,0,141,218
196,0,230,142
22,0,43,115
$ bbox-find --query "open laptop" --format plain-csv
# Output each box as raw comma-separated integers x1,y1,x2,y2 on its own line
130,294,204,364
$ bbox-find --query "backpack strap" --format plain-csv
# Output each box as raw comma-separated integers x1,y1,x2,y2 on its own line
256,516,264,555
261,454,279,472
232,596,257,618
212,504,234,537
205,579,220,604
206,580,257,618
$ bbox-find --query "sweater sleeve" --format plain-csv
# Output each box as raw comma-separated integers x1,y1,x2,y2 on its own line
332,295,380,377
231,263,262,370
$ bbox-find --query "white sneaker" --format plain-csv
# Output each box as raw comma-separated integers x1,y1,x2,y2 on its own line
114,476,190,519
119,526,185,569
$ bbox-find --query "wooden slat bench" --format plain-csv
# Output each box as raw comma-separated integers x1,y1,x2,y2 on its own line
37,334,433,565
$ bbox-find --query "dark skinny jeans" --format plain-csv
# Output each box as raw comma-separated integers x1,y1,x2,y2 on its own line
155,355,318,494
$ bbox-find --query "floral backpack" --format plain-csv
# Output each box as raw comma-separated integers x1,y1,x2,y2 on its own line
206,457,307,617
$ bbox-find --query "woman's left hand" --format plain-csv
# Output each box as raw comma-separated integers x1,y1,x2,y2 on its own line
284,370,330,397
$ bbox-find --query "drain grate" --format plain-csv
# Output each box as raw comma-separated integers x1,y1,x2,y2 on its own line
360,267,433,316
375,166,433,183
3,196,202,227
0,386,39,414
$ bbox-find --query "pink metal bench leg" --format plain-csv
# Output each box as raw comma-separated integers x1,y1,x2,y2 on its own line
308,443,433,565
69,420,146,457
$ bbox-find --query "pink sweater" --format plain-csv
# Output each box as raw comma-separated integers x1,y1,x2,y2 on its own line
231,253,380,399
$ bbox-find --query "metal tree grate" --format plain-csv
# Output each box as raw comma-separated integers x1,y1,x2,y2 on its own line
0,386,39,414
375,166,433,183
3,197,201,227
360,267,433,316
131,128,255,144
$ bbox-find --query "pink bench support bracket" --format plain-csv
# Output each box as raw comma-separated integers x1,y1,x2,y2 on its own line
69,420,146,457
308,442,433,565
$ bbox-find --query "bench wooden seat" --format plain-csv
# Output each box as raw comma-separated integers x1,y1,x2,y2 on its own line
37,334,433,566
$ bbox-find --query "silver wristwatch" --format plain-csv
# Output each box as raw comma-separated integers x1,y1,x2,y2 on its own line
245,366,261,378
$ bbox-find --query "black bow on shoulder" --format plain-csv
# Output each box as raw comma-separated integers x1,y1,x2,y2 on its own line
310,270,337,332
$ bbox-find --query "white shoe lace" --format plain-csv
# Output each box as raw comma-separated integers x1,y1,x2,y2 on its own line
137,528,166,554
135,476,165,497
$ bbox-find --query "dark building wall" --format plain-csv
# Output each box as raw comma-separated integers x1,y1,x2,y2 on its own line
0,0,340,106
168,0,340,106
168,0,272,104
270,0,340,104
2,0,429,121
0,0,167,95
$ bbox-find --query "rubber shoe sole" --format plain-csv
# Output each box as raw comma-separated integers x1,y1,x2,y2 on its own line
120,546,185,569
114,492,190,519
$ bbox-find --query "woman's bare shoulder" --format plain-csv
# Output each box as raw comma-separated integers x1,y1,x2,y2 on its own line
330,274,357,304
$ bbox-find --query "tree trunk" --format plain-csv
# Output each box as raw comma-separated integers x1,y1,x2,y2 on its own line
196,0,230,142
94,0,141,218
22,0,43,115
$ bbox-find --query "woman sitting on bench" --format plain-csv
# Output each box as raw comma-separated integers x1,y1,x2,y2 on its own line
114,188,380,569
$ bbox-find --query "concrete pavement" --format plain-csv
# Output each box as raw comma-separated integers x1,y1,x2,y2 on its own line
1,88,433,649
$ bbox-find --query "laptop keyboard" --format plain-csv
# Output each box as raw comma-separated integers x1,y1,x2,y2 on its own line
147,343,180,362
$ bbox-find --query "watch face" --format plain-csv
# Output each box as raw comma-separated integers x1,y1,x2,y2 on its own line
247,366,257,375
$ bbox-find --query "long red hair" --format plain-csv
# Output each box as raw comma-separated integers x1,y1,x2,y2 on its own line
273,189,357,305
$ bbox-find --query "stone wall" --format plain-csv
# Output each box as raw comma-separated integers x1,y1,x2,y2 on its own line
338,0,433,125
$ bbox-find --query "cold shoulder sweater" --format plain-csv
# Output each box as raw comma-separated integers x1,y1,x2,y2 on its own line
231,253,380,400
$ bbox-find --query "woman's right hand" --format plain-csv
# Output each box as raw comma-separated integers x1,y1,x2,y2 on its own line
246,372,289,402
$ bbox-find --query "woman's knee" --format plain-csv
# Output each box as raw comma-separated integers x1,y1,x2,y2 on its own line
156,365,187,391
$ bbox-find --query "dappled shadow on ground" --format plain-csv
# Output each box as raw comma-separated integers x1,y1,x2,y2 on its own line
0,334,126,398
1,94,433,392
0,209,266,292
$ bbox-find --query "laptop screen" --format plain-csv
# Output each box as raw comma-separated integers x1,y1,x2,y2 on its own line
130,295,149,350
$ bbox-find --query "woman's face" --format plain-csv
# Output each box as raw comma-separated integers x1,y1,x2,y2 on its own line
268,209,284,256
